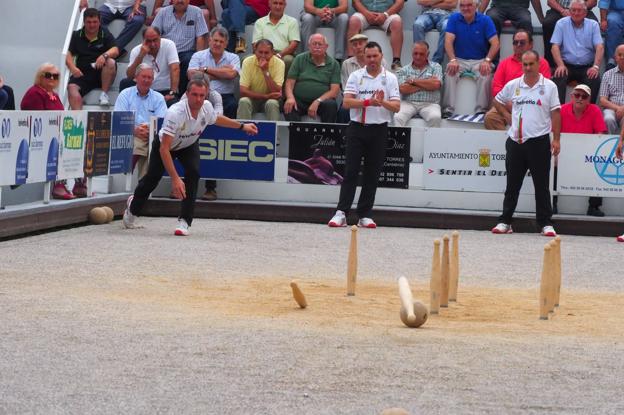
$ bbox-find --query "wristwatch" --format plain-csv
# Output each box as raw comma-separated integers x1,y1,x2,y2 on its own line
485,57,492,63
238,123,245,130
169,90,179,97
103,53,109,59
316,98,323,104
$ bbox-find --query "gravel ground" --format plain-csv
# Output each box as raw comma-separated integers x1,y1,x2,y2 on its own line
1,218,623,414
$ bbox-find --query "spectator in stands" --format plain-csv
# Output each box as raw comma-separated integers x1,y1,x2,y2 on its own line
599,0,624,70
347,0,405,71
551,0,603,104
0,74,14,110
20,63,74,200
543,1,598,68
478,0,544,35
252,0,300,77
284,33,340,123
237,39,284,121
559,84,607,216
301,0,348,62
121,27,181,107
152,0,209,93
485,29,551,130
114,64,168,178
327,41,400,229
491,50,561,237
443,0,499,117
96,0,146,57
600,44,624,133
66,7,119,109
412,0,456,65
394,41,443,127
149,0,217,31
220,0,269,53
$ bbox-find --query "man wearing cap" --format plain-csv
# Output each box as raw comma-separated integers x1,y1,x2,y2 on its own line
491,50,561,237
558,83,607,216
599,44,624,134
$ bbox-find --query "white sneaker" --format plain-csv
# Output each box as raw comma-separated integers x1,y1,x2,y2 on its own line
491,223,512,234
328,210,347,227
541,225,557,237
99,91,110,106
122,195,138,229
357,217,377,228
175,218,190,236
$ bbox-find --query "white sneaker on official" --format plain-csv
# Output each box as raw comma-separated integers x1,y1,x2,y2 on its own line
174,218,190,236
328,210,347,227
99,91,110,106
357,217,377,228
122,195,138,229
491,223,513,234
541,225,557,237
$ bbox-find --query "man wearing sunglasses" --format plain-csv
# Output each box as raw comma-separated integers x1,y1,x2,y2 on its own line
485,29,551,130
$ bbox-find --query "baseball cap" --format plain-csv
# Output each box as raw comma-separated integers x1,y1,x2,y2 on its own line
349,34,368,42
573,84,591,96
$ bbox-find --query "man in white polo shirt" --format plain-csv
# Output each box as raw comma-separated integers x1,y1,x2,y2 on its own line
491,50,561,237
123,78,258,236
328,41,400,229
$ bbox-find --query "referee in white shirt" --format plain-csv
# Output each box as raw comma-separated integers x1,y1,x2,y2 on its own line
491,50,561,237
328,42,400,229
123,78,258,236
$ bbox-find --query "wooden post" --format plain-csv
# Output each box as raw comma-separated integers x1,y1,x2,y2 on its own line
539,243,552,320
449,231,460,302
440,235,450,307
347,225,358,296
430,239,441,314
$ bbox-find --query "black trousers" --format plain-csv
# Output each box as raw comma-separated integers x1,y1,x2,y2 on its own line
130,138,200,225
486,5,533,35
552,63,601,104
499,135,553,228
337,122,387,218
284,98,338,123
542,9,598,68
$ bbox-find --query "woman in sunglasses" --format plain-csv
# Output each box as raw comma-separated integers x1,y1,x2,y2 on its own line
21,63,77,199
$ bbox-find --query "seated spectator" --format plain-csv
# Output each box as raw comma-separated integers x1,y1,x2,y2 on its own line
559,84,607,216
478,0,544,35
20,63,73,200
551,0,603,104
600,44,624,134
121,27,181,107
66,7,119,109
412,0,456,65
485,29,551,130
152,0,209,92
443,0,499,117
394,42,443,127
543,0,598,68
301,0,348,62
97,0,146,56
347,0,404,70
252,0,300,77
600,0,624,70
0,74,15,110
114,64,168,178
284,33,340,123
149,0,217,31
237,39,284,121
188,27,240,118
220,0,270,53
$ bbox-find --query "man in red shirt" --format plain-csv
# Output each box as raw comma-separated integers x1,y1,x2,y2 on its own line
558,83,607,216
484,29,551,130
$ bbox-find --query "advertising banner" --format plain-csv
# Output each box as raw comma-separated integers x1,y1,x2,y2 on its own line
84,111,112,177
423,128,536,194
27,111,61,183
0,112,29,186
557,134,624,197
109,111,134,175
57,111,86,180
287,123,410,189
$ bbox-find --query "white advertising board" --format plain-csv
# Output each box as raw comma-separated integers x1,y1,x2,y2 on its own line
27,111,61,183
57,111,86,180
0,111,30,186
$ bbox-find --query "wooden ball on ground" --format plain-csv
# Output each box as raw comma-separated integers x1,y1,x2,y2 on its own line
399,301,428,328
381,408,410,415
88,207,108,225
101,206,114,223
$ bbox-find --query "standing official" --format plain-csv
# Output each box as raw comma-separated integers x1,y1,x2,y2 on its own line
327,42,400,229
491,50,561,237
123,78,258,236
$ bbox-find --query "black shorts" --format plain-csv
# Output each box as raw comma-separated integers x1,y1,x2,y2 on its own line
68,64,113,96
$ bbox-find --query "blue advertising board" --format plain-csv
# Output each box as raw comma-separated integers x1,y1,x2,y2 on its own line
109,111,134,175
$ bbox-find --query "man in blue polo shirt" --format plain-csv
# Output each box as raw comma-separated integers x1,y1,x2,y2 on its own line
442,0,499,117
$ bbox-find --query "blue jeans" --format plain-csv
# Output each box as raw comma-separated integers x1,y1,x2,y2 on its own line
413,12,449,64
606,10,624,65
98,5,146,51
221,0,260,51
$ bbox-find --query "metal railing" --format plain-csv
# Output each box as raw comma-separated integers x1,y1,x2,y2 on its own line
59,0,84,107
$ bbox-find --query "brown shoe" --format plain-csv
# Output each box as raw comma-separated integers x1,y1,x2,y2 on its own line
201,190,217,201
235,37,247,54
72,180,88,198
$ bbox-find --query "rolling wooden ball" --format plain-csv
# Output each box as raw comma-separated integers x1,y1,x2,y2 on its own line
88,207,108,225
101,206,114,223
400,301,428,328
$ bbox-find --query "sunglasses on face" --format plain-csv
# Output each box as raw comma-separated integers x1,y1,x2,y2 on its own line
512,40,528,46
572,92,589,100
43,72,60,80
